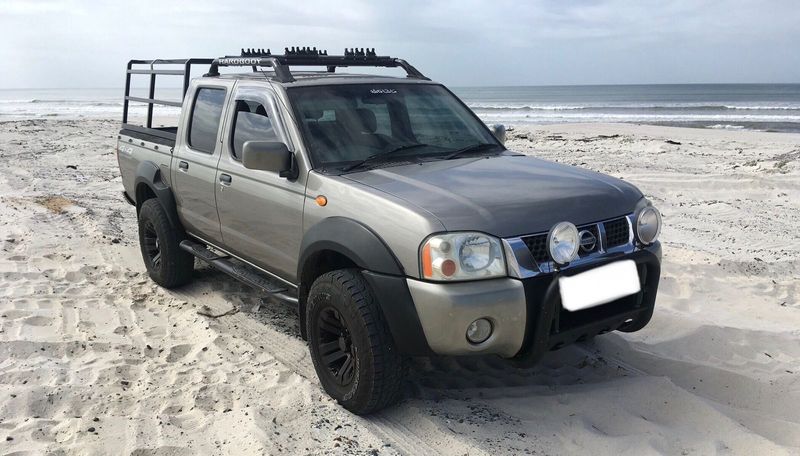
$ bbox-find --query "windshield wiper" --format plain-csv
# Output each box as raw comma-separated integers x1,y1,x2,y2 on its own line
442,143,504,160
340,143,431,172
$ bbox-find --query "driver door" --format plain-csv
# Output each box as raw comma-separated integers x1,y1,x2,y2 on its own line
215,85,306,283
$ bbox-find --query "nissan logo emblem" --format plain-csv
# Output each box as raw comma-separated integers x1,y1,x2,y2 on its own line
579,230,597,252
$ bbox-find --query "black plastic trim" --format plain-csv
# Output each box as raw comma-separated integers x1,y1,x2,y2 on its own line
298,217,404,279
122,191,135,206
120,127,176,147
362,271,433,356
133,161,183,232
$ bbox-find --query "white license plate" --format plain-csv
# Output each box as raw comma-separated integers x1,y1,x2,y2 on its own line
558,260,641,312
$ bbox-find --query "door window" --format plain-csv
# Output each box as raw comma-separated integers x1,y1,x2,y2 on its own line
230,100,277,160
188,87,226,154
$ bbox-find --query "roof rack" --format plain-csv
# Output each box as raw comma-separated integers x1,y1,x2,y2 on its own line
121,48,427,138
122,58,213,137
205,47,429,83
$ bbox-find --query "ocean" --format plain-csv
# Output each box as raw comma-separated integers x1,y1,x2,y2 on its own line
452,84,800,133
2,84,800,133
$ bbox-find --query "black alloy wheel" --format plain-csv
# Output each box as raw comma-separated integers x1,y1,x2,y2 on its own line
316,307,357,386
142,220,162,269
137,199,194,288
306,269,404,414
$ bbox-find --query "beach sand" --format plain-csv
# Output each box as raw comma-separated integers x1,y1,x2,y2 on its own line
0,119,798,454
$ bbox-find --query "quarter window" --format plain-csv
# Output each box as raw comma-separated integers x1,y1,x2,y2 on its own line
188,88,226,154
231,100,277,160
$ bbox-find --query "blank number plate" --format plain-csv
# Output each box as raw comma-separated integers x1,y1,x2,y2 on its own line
558,260,641,312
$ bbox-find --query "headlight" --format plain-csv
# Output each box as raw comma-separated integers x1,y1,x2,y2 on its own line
547,221,579,265
635,206,662,245
421,232,506,281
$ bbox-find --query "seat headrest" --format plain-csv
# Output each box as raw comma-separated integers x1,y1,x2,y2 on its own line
354,108,377,133
303,108,323,120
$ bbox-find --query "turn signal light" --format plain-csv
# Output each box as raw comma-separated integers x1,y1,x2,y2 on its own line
422,243,433,277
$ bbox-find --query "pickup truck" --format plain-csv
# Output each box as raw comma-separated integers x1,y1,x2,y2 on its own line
116,47,662,414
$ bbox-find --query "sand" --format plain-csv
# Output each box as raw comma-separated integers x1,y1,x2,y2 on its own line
0,119,798,455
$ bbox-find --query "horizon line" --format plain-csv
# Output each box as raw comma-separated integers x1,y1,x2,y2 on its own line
3,82,800,91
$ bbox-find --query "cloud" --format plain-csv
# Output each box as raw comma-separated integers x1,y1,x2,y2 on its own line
1,0,798,87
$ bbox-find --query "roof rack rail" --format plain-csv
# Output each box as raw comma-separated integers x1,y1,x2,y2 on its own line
204,47,429,83
122,58,213,132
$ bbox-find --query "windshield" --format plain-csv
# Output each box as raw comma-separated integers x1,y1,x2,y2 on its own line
287,84,500,170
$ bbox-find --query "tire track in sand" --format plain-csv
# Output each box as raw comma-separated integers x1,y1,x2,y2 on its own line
169,286,484,456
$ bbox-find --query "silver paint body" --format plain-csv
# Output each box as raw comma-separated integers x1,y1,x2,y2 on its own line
118,72,644,357
407,278,527,357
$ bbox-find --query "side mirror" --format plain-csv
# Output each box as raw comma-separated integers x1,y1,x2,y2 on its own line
489,124,507,145
242,141,296,178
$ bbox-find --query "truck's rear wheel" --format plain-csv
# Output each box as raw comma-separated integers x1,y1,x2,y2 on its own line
137,199,193,288
306,269,404,414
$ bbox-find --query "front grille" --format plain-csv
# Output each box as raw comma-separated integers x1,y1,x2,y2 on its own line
523,234,549,263
520,215,632,264
604,217,630,247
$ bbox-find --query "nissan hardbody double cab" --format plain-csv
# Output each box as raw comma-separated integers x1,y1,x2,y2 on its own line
116,48,662,414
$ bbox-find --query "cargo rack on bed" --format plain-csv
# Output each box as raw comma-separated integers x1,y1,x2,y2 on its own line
122,47,427,143
122,58,213,142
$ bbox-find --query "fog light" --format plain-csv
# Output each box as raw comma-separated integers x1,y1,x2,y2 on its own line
466,318,492,344
635,206,662,245
548,221,580,265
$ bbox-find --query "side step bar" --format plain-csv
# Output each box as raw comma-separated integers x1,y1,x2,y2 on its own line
179,240,296,302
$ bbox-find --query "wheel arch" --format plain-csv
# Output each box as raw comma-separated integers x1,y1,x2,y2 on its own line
296,217,405,339
134,161,183,232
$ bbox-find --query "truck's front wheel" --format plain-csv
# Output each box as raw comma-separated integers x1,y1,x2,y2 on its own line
137,199,194,288
306,269,404,414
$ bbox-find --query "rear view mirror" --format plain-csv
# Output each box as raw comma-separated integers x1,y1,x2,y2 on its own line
242,141,296,178
490,124,506,145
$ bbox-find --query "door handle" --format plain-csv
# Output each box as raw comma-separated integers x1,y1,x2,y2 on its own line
178,161,189,172
219,173,232,186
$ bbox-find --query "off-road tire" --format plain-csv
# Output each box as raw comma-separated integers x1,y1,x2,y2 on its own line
137,199,193,288
306,269,404,414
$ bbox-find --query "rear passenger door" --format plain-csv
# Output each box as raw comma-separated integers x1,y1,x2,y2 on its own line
215,86,305,283
172,85,229,243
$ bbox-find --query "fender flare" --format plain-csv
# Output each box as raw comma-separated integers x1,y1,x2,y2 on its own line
133,161,183,231
296,217,409,342
296,218,433,355
297,217,404,282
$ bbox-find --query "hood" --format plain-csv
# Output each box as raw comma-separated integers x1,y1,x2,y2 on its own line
343,154,643,238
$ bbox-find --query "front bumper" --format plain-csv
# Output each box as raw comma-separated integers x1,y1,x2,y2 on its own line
407,277,527,358
403,242,661,362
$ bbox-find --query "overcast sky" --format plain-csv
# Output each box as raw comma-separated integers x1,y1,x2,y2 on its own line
1,0,799,88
